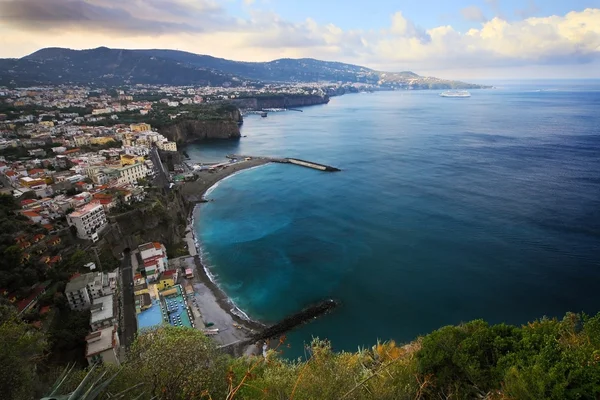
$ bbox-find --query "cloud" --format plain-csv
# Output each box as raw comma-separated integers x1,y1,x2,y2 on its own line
461,6,487,22
515,0,539,19
0,0,599,75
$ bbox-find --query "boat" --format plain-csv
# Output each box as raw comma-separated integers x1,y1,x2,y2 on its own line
440,90,471,98
260,112,268,117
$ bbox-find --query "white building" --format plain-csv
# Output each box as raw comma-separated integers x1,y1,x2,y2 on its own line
65,271,116,311
85,326,120,366
90,295,116,331
138,242,168,281
66,203,108,240
157,141,177,152
65,276,92,311
117,163,147,185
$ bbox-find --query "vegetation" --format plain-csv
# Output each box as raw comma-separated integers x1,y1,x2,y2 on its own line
10,312,598,400
0,306,47,400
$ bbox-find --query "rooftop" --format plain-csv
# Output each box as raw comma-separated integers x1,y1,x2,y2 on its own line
69,202,102,218
90,295,114,324
85,326,117,357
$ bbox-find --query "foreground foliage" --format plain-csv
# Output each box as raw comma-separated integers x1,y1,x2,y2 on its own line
26,311,600,400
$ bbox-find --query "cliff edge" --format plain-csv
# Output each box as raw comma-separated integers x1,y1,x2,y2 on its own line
159,106,242,144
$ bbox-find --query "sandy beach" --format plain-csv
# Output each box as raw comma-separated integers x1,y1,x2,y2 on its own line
179,158,270,354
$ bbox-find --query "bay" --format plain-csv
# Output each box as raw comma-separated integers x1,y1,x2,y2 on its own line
189,82,600,358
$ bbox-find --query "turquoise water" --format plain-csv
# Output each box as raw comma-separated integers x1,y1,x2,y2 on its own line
190,83,600,357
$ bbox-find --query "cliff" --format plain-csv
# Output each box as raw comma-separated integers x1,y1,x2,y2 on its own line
159,107,242,144
231,95,329,110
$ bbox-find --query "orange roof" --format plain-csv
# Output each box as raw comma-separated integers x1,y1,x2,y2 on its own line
153,242,162,249
40,305,51,315
43,224,54,230
163,270,176,278
22,211,41,218
21,199,37,205
63,148,81,154
5,171,16,176
28,168,45,174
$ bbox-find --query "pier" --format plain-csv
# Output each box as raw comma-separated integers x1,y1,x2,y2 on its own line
226,154,340,172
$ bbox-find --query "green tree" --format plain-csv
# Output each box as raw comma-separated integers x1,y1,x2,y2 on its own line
127,326,230,399
0,305,47,400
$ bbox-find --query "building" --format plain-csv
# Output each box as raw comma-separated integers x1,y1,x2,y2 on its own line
130,123,151,132
65,271,114,310
90,295,116,331
117,163,147,185
65,275,92,310
138,242,168,281
119,154,144,166
135,292,152,314
157,141,177,152
156,269,177,291
66,203,107,240
85,326,120,366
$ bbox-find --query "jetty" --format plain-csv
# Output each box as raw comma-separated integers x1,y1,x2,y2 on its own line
226,154,340,172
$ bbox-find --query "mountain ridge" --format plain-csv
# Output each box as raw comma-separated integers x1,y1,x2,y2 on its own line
0,46,489,89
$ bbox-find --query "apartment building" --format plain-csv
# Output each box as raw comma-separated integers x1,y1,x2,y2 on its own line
66,203,107,241
138,242,168,281
85,326,120,366
117,163,147,185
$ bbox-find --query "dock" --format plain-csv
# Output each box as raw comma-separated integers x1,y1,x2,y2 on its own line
226,154,340,172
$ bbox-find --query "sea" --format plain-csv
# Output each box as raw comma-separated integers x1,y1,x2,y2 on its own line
188,80,600,358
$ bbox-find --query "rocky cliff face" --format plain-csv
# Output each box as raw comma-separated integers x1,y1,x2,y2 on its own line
231,95,329,110
159,108,242,143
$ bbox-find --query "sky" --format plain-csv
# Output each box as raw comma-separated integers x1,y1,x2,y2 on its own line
0,0,599,79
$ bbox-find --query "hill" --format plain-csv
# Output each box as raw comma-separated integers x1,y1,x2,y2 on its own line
0,47,487,89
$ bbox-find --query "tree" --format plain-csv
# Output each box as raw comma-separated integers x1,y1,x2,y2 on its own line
0,305,47,400
126,326,230,399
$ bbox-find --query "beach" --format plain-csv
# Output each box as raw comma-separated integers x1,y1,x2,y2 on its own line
180,158,270,354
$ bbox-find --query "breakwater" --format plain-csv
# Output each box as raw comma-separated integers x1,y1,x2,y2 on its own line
244,299,339,345
226,154,341,172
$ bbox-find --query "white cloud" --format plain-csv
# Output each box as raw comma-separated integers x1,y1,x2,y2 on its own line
0,1,599,76
461,6,487,22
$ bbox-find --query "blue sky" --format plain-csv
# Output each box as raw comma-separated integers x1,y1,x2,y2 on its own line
228,0,594,31
0,0,599,78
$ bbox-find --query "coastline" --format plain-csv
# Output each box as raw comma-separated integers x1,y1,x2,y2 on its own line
180,158,271,352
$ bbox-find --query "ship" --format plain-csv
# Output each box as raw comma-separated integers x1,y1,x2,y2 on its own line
440,90,471,98
260,111,268,117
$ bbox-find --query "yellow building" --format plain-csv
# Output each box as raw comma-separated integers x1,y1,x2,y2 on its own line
130,123,151,132
120,154,144,166
156,270,176,291
133,282,149,297
89,137,115,145
39,121,54,127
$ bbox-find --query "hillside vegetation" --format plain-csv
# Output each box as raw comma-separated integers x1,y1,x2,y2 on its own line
7,310,600,400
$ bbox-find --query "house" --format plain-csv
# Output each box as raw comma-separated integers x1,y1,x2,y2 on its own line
92,193,116,212
22,211,43,224
85,326,120,366
135,292,152,314
89,295,116,331
48,255,62,266
16,282,49,315
66,203,108,241
32,233,46,243
47,236,61,246
156,269,178,291
138,242,168,282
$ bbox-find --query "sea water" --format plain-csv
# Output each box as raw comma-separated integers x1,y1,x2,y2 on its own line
189,82,600,358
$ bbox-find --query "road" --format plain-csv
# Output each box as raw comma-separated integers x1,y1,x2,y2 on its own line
120,250,137,349
149,146,170,190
